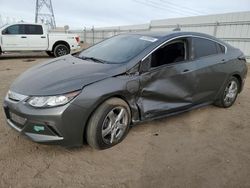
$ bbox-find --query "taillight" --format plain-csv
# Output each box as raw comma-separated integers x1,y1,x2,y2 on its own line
75,36,80,43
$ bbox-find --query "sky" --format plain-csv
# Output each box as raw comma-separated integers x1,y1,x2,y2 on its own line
0,0,250,29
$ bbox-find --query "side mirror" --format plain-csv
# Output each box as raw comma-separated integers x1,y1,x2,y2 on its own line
2,29,7,35
140,56,151,73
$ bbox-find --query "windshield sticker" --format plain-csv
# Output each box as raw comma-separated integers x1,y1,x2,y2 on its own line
139,36,158,42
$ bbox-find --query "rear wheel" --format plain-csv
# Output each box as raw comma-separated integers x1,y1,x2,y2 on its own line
86,98,131,150
214,77,239,108
53,44,70,57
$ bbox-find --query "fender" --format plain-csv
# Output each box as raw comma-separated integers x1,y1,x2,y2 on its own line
72,76,141,126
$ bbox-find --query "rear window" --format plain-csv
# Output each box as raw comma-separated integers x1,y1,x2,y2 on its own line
25,25,43,35
193,37,224,59
216,43,226,54
79,34,156,64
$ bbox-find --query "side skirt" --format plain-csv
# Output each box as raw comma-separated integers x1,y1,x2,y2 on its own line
131,101,213,126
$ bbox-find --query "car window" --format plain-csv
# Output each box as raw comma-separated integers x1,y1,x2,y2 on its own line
79,34,155,64
193,37,222,58
2,24,25,35
151,40,187,68
25,25,43,35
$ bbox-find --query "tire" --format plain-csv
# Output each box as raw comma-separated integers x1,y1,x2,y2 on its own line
46,51,55,57
86,98,131,150
53,44,70,57
214,76,240,108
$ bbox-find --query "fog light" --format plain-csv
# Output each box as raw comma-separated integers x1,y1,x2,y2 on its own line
33,125,45,132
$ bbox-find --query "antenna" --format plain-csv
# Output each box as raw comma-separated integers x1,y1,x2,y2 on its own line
35,0,56,29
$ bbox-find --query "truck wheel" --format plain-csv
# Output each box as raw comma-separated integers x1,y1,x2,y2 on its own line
53,44,70,57
46,51,55,57
86,98,131,150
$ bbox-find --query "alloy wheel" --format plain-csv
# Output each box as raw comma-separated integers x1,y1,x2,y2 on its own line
57,47,68,56
223,80,238,106
102,106,129,144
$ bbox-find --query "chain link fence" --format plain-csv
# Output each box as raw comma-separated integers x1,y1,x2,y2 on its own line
0,14,20,27
1,12,249,60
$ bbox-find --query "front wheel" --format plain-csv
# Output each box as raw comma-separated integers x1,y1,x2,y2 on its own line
53,44,70,57
86,98,131,150
214,77,240,108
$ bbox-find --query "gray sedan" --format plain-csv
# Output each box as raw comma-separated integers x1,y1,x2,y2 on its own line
3,31,248,149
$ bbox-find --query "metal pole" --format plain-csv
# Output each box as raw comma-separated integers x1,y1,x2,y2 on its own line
92,26,94,44
213,21,219,37
49,0,56,28
83,27,86,44
35,0,39,23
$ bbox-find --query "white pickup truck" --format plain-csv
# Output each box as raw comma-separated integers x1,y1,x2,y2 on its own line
0,23,80,57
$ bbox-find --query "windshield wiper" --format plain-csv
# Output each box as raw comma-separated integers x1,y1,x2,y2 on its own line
80,56,106,64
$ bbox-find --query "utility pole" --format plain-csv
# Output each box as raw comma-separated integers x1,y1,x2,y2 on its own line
35,0,56,29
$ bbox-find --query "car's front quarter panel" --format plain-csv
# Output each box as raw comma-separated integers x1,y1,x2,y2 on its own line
72,75,141,125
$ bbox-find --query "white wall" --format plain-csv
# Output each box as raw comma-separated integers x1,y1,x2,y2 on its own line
71,11,250,60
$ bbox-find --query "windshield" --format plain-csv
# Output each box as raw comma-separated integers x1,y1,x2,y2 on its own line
79,34,157,64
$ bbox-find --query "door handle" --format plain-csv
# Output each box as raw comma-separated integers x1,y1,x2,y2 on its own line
182,69,190,73
41,36,46,38
221,59,227,64
21,36,27,38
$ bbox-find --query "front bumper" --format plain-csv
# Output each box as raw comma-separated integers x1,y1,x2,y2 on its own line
3,96,88,147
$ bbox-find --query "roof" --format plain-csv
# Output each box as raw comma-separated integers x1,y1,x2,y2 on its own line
126,31,228,46
128,31,214,38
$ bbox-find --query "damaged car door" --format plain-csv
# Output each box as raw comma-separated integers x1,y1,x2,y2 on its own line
138,37,198,120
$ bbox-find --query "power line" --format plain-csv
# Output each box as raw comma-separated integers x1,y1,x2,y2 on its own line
145,0,200,16
133,0,194,17
157,0,208,15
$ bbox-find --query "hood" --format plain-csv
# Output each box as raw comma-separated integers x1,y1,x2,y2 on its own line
10,55,126,96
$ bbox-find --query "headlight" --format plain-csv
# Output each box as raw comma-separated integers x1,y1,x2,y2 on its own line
27,91,80,108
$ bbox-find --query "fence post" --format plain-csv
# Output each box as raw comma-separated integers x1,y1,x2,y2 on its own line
149,22,151,32
92,26,94,44
0,15,2,26
213,21,219,37
83,27,86,43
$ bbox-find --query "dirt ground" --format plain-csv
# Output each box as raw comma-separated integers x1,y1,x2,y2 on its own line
0,53,250,188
